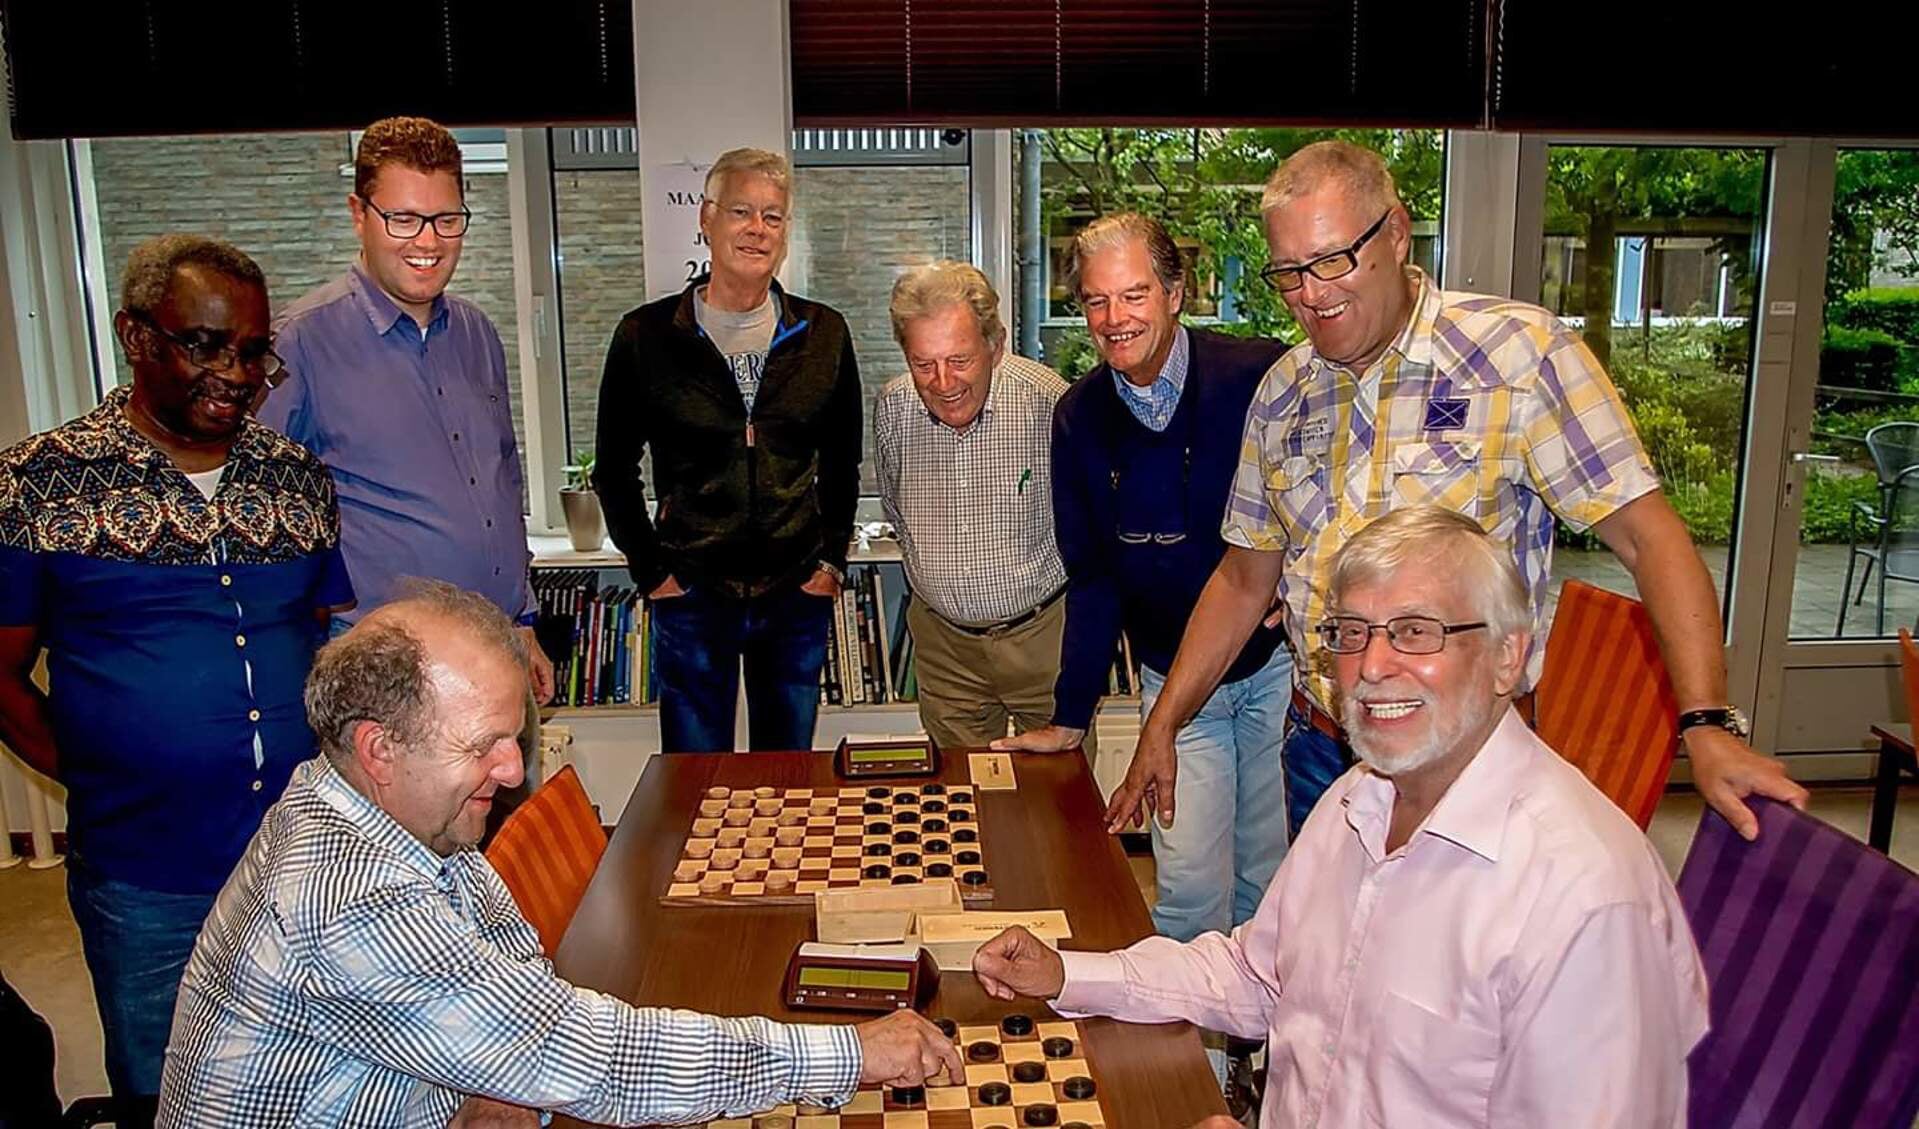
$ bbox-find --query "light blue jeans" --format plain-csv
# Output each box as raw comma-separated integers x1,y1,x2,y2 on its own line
1137,645,1292,942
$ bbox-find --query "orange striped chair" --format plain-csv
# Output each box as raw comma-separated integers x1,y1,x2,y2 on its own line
484,765,608,956
1531,579,1679,829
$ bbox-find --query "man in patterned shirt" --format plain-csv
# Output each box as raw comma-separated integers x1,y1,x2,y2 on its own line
0,235,351,1108
1116,139,1806,842
875,261,1076,750
160,581,960,1128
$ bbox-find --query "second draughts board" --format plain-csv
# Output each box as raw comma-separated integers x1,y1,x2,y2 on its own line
665,783,993,906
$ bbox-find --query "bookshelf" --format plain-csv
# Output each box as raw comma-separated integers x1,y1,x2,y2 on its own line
528,534,1144,820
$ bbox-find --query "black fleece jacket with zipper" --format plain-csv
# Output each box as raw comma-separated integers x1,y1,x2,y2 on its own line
593,277,863,599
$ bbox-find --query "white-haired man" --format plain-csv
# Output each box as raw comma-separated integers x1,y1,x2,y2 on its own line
875,260,1075,750
160,581,959,1127
595,147,863,753
1115,138,1806,844
973,505,1709,1129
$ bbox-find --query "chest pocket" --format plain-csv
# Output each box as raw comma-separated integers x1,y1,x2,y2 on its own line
1269,454,1330,549
1391,441,1483,518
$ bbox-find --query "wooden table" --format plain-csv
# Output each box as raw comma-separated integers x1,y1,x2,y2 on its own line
1871,723,1914,853
553,749,1227,1129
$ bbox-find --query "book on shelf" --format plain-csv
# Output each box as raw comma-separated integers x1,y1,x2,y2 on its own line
820,563,917,706
532,570,657,708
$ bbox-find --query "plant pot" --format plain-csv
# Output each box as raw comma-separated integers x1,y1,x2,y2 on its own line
559,489,605,552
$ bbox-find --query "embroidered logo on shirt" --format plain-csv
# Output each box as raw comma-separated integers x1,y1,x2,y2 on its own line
1423,397,1470,431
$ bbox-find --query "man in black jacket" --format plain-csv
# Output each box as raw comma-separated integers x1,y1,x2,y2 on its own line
595,148,862,752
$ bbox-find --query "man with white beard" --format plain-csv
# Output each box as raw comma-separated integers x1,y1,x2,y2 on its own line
970,505,1709,1129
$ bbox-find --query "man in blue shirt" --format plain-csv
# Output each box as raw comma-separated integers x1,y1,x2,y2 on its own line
0,234,352,1104
257,116,554,706
998,214,1291,948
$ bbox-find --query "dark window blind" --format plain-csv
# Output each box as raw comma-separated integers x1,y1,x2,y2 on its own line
791,0,1486,126
1,1,634,139
1492,1,1919,136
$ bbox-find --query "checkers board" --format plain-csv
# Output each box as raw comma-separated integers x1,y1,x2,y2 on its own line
701,1016,1106,1129
665,783,993,906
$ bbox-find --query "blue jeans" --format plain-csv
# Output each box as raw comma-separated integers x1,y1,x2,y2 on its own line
1137,645,1292,942
651,582,834,753
66,854,215,1099
1281,700,1355,840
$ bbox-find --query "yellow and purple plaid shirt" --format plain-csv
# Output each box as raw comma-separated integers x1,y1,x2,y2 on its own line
1223,268,1659,713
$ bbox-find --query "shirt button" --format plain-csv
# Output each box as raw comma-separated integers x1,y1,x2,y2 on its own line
251,780,263,793
452,432,461,441
438,387,445,396
235,634,247,648
220,574,232,587
469,477,477,486
485,519,493,528
248,709,261,722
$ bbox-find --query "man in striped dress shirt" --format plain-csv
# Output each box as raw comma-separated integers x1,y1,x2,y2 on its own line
158,581,959,1128
875,262,1078,752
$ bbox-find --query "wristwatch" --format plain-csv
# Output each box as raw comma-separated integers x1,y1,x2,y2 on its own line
1677,707,1751,740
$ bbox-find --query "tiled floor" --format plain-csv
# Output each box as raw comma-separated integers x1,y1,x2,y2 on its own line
5,784,1917,1108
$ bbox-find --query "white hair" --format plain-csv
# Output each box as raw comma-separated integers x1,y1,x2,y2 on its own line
889,260,1006,349
1261,139,1403,218
1327,505,1530,644
703,147,792,208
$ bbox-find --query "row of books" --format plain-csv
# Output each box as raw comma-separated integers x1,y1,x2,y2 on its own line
532,571,658,707
532,564,1142,711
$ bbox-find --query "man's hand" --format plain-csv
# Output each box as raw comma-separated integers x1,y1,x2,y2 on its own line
648,575,687,600
854,1009,964,1088
800,566,842,599
516,627,555,705
991,724,1085,754
972,926,1066,1001
446,1096,540,1128
1103,726,1176,834
1685,726,1808,841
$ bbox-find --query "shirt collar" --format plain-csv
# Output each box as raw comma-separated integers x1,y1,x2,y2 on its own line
348,262,448,338
92,384,272,475
1111,324,1189,402
305,755,468,884
1342,704,1530,864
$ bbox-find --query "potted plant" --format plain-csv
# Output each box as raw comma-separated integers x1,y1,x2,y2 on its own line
559,450,604,552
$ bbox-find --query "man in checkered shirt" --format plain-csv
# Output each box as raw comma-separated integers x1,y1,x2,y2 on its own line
875,261,1076,752
158,581,960,1128
1114,140,1807,845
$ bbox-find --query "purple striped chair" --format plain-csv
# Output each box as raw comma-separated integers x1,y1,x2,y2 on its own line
1679,798,1919,1128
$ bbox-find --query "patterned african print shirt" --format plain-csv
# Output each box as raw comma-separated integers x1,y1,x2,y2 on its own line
1222,269,1659,712
0,386,351,893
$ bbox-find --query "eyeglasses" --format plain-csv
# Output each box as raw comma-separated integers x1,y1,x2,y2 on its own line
711,201,787,230
1260,211,1391,293
1314,615,1487,655
133,311,286,385
358,196,472,239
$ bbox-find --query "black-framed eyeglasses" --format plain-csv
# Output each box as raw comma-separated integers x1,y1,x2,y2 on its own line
132,311,286,386
1260,211,1391,293
1315,615,1487,655
358,196,472,239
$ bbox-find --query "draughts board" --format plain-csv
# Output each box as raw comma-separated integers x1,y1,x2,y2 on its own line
664,784,993,906
702,1016,1107,1129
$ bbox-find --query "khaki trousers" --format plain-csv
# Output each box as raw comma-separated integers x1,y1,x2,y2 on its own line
907,596,1093,758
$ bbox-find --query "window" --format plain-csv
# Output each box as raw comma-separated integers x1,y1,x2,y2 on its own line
1537,144,1770,616
554,161,647,462
1790,147,1919,640
1009,128,1445,378
77,128,530,506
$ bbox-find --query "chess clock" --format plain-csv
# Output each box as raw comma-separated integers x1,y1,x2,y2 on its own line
783,942,940,1013
834,735,939,779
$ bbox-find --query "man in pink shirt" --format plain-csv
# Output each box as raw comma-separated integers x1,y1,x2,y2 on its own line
975,505,1708,1128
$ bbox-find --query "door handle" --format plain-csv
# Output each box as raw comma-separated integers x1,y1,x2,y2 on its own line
1791,452,1840,464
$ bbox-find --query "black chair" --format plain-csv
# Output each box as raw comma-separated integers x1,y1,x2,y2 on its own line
1838,421,1919,636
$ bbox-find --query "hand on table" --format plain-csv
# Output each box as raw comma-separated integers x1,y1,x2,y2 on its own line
972,926,1065,1001
1684,726,1808,841
1103,725,1177,834
855,1008,964,1088
446,1096,540,1127
991,724,1085,754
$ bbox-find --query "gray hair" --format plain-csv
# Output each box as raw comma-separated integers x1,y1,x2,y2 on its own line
1063,212,1185,300
889,260,1006,350
305,579,526,764
120,234,268,317
1261,140,1403,218
1327,506,1531,645
703,147,792,208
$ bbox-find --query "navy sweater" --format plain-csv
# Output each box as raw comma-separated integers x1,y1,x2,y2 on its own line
1050,328,1290,730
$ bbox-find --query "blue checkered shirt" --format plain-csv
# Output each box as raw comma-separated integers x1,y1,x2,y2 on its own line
158,757,860,1128
1110,326,1190,432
